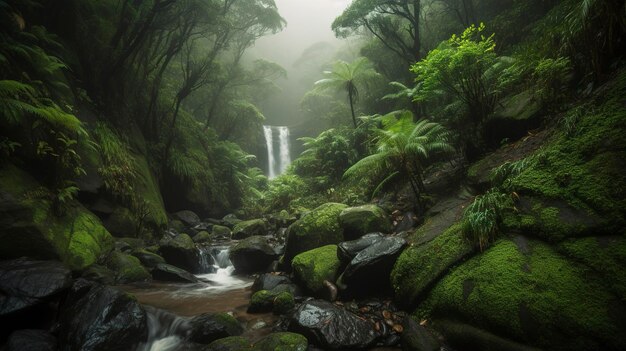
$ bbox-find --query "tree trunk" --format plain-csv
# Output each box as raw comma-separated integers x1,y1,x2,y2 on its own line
348,90,357,128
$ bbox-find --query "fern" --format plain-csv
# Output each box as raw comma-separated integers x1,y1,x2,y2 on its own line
462,189,514,251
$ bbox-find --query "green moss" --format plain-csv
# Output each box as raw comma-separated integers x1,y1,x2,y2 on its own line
132,152,168,236
509,86,626,231
284,202,347,264
106,251,151,283
339,204,392,239
558,236,626,298
248,290,276,313
206,336,251,351
391,224,475,308
272,292,295,315
232,219,267,239
252,332,307,351
418,239,626,350
292,245,341,295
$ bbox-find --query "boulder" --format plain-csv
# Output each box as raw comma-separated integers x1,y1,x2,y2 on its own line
247,290,276,313
338,237,407,295
159,234,204,273
401,317,440,351
252,332,307,351
339,205,392,240
106,251,151,284
174,210,201,227
188,312,244,344
337,233,384,264
211,225,231,239
152,263,199,283
273,292,295,315
251,273,293,293
0,165,115,270
229,236,276,274
58,280,148,351
193,231,216,244
292,245,341,297
81,264,116,285
0,258,71,316
391,224,475,309
395,211,418,233
283,203,347,266
6,329,57,351
205,336,251,351
232,219,267,240
288,300,379,349
131,249,166,268
222,214,242,228
422,239,626,351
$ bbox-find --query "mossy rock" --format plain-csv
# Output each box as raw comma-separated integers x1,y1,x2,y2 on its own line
391,224,475,309
104,207,137,238
189,312,244,344
169,219,186,233
212,225,231,238
0,164,115,270
252,332,307,351
205,336,251,351
81,264,116,285
339,204,392,240
557,236,626,298
248,290,276,313
130,151,168,238
418,238,626,351
131,249,165,268
292,245,341,297
232,219,267,240
193,230,216,244
502,197,603,242
273,291,295,315
106,251,151,283
283,203,348,266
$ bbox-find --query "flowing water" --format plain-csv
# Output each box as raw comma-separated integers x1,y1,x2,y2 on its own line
263,125,276,179
126,247,277,351
262,125,291,179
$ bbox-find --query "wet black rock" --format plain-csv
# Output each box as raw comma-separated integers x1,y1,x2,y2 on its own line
175,210,202,227
58,279,148,351
6,329,57,351
288,299,379,349
251,273,293,293
338,237,407,295
188,312,244,344
132,249,166,268
337,233,385,264
159,234,205,273
229,236,276,274
0,258,71,316
152,263,200,283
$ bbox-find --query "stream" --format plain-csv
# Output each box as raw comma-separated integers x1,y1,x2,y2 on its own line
119,246,278,351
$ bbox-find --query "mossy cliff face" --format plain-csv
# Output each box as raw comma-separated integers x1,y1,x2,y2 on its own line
283,203,347,265
418,238,626,350
0,164,115,270
392,72,626,351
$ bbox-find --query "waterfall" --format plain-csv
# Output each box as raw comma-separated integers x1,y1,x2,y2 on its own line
278,126,291,174
139,307,191,351
262,125,291,179
263,125,276,179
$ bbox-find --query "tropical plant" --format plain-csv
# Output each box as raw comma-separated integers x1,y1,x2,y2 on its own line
461,189,514,251
314,57,381,128
344,111,455,208
293,128,358,182
411,23,511,158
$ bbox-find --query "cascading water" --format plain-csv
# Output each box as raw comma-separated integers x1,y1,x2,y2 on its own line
263,125,276,179
262,125,291,179
137,246,251,350
278,126,291,174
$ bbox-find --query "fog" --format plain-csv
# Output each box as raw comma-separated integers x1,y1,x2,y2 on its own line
251,0,353,126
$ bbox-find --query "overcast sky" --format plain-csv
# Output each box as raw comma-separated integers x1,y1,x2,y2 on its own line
250,0,353,126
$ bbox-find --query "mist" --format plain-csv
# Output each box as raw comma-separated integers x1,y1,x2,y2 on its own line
250,0,353,127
